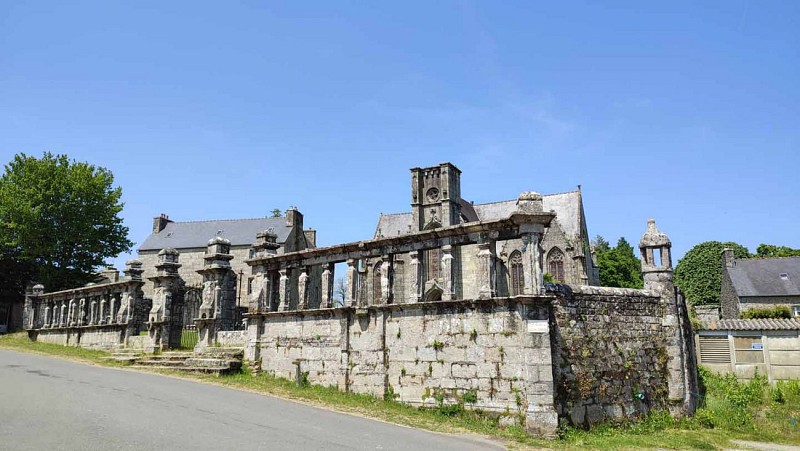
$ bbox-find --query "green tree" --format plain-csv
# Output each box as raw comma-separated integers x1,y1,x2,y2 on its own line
270,208,283,218
755,244,800,258
674,241,750,305
0,153,133,292
595,236,643,289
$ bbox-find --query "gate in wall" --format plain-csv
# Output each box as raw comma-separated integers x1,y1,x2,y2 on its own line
177,286,201,350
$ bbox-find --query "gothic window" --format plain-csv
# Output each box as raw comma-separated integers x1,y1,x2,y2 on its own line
548,248,565,283
509,251,524,296
424,247,441,281
372,262,383,302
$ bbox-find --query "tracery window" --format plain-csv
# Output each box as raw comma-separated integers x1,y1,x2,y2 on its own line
548,247,565,283
509,251,524,296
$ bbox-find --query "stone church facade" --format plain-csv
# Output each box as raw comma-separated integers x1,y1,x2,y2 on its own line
368,163,598,305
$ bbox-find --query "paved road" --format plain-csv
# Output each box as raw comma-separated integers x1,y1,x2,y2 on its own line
0,350,503,451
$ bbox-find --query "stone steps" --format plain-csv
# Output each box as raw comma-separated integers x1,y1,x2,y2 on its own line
131,349,243,376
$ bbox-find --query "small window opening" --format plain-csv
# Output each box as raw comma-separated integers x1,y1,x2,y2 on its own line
653,248,662,267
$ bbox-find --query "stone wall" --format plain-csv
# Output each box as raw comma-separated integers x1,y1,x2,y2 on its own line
250,296,559,435
548,285,671,428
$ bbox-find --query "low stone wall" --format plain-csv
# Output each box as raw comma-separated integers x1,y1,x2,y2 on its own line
216,330,247,348
549,285,671,427
33,326,128,351
250,296,558,435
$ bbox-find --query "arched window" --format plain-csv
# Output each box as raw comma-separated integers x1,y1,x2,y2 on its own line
547,248,565,283
509,251,524,296
372,262,383,302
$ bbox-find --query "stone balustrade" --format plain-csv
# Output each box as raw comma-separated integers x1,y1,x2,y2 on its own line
244,204,555,315
24,260,147,350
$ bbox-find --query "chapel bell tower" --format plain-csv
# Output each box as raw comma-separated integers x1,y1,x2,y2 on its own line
410,163,462,231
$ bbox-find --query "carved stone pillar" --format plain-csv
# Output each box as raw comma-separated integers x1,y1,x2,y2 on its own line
441,245,454,301
298,268,309,310
409,251,421,302
522,232,543,295
345,259,358,307
99,295,107,325
380,257,391,304
321,264,333,308
477,236,496,299
278,267,290,311
68,299,76,326
44,306,51,328
109,293,117,324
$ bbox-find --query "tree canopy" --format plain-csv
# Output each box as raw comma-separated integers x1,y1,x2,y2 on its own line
594,235,643,289
0,153,132,293
755,244,800,258
674,241,750,305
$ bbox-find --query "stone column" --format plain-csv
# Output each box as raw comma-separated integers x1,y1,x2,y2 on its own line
321,264,333,308
68,299,76,326
476,235,496,299
43,305,51,328
380,257,391,304
441,245,454,301
409,251,421,302
345,259,358,307
60,301,68,327
78,298,86,326
99,295,107,325
109,293,117,324
522,232,543,295
278,267,290,311
298,268,309,310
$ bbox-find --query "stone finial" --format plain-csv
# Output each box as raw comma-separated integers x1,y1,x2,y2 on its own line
639,219,671,248
157,247,180,264
252,229,280,258
32,283,45,296
515,191,544,214
124,259,144,280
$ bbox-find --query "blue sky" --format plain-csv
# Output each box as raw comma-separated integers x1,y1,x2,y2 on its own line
1,1,798,270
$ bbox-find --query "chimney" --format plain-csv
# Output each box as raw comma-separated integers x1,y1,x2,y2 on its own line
722,247,735,268
285,207,303,229
304,229,317,248
152,214,171,233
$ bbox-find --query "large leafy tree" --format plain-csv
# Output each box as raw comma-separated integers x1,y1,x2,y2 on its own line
755,244,800,258
0,153,133,293
674,241,750,305
594,235,643,289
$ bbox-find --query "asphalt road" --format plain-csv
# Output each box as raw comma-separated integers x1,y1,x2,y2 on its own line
0,350,503,451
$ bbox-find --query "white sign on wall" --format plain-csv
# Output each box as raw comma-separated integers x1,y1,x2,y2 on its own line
527,320,548,334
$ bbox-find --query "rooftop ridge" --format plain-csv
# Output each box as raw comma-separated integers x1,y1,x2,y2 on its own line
165,217,290,226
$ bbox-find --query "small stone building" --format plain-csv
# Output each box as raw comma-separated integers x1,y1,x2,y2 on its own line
720,249,800,319
138,209,316,306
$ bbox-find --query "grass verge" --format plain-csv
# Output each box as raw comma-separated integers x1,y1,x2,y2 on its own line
3,332,799,450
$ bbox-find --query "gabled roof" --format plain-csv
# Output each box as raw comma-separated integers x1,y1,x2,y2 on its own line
374,191,582,239
728,257,800,298
139,217,292,251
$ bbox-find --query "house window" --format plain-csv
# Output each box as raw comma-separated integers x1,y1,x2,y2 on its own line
793,306,800,318
509,251,524,296
547,247,565,283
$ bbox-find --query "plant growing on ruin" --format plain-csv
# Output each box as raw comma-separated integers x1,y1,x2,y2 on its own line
469,329,478,341
431,340,444,351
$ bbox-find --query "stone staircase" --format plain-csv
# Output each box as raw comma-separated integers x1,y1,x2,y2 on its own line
108,350,144,364
131,348,243,376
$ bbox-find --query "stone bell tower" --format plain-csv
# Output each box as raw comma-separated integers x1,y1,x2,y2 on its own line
638,219,697,416
410,163,462,231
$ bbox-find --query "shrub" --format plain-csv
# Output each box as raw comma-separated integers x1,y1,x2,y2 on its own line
739,306,792,319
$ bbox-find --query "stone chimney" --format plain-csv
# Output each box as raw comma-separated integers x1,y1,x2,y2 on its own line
722,247,735,268
152,214,172,233
304,229,317,247
286,207,303,229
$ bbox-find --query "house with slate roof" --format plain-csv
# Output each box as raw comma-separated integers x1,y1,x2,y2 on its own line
137,208,316,305
720,249,800,319
373,162,599,289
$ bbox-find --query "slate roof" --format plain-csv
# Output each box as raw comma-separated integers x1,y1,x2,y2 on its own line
728,257,800,298
374,191,582,239
139,217,292,251
701,318,800,331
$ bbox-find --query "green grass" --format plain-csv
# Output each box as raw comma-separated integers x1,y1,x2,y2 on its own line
3,332,800,450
